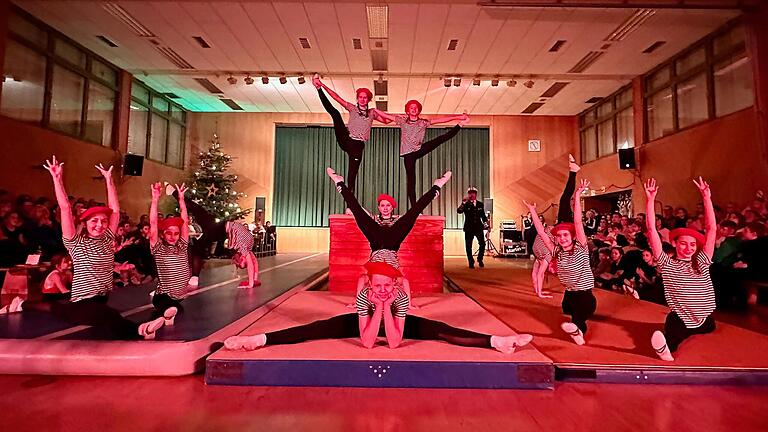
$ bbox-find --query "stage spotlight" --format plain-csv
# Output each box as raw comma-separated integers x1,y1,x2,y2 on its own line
507,80,517,87
472,78,481,86
453,78,461,87
279,75,287,84
491,78,499,87
244,74,254,85
524,80,534,88
226,75,237,85
261,76,269,84
443,78,451,87
297,75,306,84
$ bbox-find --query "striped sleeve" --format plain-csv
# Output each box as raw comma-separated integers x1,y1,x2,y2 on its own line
391,290,410,318
356,288,372,316
228,223,254,255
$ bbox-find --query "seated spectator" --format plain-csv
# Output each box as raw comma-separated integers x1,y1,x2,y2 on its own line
28,205,65,260
655,215,670,243
711,222,767,310
661,205,675,229
593,248,612,276
623,249,665,304
715,220,738,249
673,207,688,228
2,212,29,264
596,247,625,290
41,253,72,302
584,210,599,236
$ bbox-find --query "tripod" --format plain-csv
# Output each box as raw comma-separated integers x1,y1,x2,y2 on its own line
474,229,499,257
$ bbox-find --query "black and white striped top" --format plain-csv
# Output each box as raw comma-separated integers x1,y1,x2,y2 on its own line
369,249,400,269
395,116,430,155
343,101,374,142
658,251,716,328
356,287,410,318
533,232,553,262
554,241,594,291
227,222,254,255
63,230,115,302
151,238,190,300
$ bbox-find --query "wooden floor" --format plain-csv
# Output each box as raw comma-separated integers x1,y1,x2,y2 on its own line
1,373,767,431
445,257,768,369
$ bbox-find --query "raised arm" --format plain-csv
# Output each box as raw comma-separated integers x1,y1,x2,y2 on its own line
693,177,717,259
427,112,468,125
43,156,75,239
176,183,190,241
313,74,351,107
573,179,588,246
149,182,162,247
95,164,120,233
644,179,664,260
523,200,555,253
457,196,467,214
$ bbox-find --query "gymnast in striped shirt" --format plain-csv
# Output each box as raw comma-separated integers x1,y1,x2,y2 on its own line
224,261,533,354
1,157,165,339
525,179,597,346
644,177,717,361
149,182,191,325
227,220,261,288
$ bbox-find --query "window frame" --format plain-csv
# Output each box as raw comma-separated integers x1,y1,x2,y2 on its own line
130,79,187,169
578,84,633,164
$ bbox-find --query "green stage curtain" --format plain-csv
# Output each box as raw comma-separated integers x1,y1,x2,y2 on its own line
273,126,489,229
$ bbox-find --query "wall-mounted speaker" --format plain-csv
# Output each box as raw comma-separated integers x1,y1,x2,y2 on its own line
484,198,494,214
123,154,144,176
618,148,636,170
255,197,266,213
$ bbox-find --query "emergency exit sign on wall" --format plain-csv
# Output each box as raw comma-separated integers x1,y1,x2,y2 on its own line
528,139,541,152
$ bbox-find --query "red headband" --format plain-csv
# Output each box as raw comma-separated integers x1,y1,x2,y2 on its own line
670,228,705,249
552,222,576,236
364,261,403,278
405,99,422,115
377,193,397,209
159,216,184,232
356,88,373,100
79,206,112,223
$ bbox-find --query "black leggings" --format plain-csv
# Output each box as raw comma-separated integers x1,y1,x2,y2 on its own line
663,312,716,352
265,313,492,348
337,181,439,252
561,289,597,334
557,171,577,224
47,295,141,340
465,230,484,264
173,191,227,277
152,293,182,315
318,89,365,193
402,125,461,208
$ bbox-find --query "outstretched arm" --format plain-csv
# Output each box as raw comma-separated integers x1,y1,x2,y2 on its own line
43,156,75,239
176,183,190,241
573,179,589,246
694,177,717,259
524,201,555,253
149,182,162,247
427,112,468,125
644,179,664,260
95,164,120,233
371,108,398,123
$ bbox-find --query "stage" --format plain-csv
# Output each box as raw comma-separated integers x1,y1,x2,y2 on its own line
0,253,328,376
444,257,768,385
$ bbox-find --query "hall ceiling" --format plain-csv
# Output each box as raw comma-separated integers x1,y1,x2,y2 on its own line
14,1,740,115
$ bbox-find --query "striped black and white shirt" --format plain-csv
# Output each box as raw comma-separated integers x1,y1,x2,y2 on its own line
554,241,594,291
658,251,716,328
356,287,410,318
227,222,254,255
533,232,553,262
342,101,374,142
151,238,190,300
63,230,115,302
369,249,400,269
395,116,430,155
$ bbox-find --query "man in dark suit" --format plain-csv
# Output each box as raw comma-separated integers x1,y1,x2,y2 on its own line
457,186,488,268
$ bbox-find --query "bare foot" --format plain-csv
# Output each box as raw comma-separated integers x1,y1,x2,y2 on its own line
433,170,452,188
568,153,581,172
326,167,344,184
312,73,322,89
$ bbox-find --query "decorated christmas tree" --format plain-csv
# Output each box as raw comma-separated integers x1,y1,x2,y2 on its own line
188,134,251,223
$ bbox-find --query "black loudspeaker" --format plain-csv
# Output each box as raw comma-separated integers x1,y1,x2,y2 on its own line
484,198,494,213
255,197,266,213
123,154,144,176
618,148,636,170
